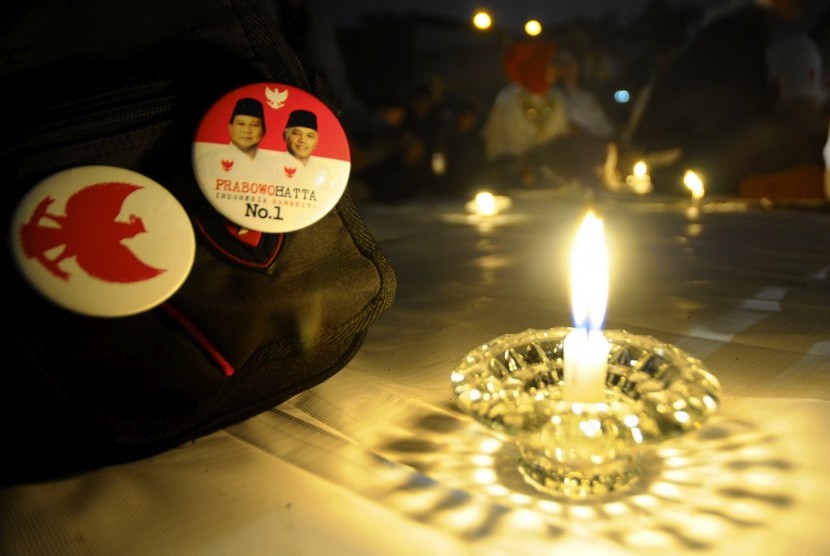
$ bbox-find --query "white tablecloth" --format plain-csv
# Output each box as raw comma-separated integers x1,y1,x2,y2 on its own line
3,191,829,555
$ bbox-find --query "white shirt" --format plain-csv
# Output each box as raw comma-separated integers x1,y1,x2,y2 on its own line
553,84,615,139
195,142,279,187
273,150,336,189
481,83,569,160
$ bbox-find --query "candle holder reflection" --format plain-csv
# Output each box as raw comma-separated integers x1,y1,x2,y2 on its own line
450,327,721,500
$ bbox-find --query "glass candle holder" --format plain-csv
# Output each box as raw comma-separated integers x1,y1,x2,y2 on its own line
450,327,721,500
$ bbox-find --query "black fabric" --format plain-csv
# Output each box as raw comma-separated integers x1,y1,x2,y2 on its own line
1,0,396,484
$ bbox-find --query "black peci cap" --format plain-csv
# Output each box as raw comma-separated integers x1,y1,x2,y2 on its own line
230,97,265,122
285,109,317,130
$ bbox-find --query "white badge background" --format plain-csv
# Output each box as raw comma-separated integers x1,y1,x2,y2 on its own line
11,166,196,317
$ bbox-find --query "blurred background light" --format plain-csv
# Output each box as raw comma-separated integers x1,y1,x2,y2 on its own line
524,19,542,36
473,10,492,30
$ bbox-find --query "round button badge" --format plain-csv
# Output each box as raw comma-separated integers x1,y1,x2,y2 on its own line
10,166,196,317
192,83,351,233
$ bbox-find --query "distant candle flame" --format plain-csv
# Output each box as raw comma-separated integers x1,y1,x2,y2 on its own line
473,191,497,216
684,170,705,201
570,210,608,331
466,191,512,216
625,160,652,194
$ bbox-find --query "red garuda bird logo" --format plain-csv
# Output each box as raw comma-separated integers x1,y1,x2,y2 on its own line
222,159,234,172
18,181,166,282
283,166,296,179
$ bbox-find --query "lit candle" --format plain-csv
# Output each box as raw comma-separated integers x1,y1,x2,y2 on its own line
683,170,705,202
465,191,512,216
626,160,652,195
563,210,610,403
472,191,497,216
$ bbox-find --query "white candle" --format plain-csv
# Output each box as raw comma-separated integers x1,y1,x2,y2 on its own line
563,210,610,403
563,328,609,402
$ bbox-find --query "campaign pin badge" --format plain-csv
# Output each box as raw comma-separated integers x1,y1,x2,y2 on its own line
192,82,351,233
10,166,196,317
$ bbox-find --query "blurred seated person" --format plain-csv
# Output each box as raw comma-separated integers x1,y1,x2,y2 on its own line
349,90,446,203
766,31,827,125
482,41,568,162
741,31,829,198
553,50,617,140
442,97,489,197
406,84,448,158
625,0,828,195
481,40,608,189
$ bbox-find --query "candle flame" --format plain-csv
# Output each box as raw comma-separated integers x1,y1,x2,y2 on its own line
474,191,497,215
683,170,705,200
633,160,647,178
466,191,512,216
570,210,608,331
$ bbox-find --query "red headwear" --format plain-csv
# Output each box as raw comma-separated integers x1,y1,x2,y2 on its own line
503,40,559,94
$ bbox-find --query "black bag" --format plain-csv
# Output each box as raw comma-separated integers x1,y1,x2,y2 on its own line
1,0,396,484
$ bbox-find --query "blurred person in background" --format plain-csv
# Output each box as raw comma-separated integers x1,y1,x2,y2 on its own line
404,84,450,191
348,86,448,202
481,39,607,190
441,96,489,197
624,0,828,196
553,50,618,141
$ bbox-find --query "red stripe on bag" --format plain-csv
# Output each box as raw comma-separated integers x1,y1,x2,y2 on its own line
161,302,236,377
